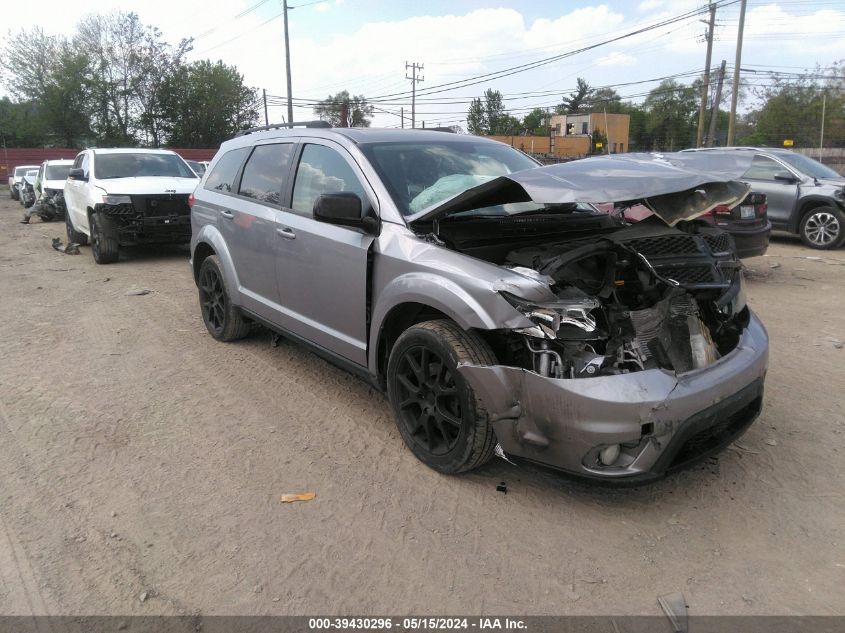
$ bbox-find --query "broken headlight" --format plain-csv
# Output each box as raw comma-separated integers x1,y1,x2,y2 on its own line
500,291,600,339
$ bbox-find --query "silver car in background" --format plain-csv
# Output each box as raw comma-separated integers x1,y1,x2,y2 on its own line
683,147,845,249
190,125,768,482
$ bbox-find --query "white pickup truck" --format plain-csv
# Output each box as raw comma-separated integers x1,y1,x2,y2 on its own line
64,148,199,263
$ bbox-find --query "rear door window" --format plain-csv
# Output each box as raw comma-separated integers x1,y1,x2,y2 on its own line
238,143,295,206
205,148,249,193
291,144,367,217
742,155,791,181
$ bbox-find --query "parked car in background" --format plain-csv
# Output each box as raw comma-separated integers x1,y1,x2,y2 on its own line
64,148,199,263
31,159,74,220
186,160,207,177
19,169,40,208
682,147,845,250
9,165,39,200
190,125,767,482
604,189,770,259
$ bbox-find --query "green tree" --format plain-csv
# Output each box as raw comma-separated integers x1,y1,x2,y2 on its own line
467,98,485,135
74,12,148,144
39,48,94,146
556,77,592,114
483,89,507,134
134,28,193,146
642,79,698,150
586,87,624,113
160,60,258,147
313,90,373,127
0,28,91,146
737,63,844,148
522,108,549,136
0,98,47,146
465,89,512,135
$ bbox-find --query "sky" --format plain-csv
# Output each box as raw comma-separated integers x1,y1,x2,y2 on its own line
3,0,845,129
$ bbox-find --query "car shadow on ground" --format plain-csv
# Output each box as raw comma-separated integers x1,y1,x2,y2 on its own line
110,243,192,264
240,321,734,507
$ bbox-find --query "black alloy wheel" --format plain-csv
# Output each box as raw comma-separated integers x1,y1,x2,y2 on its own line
199,264,226,336
386,320,498,473
394,345,463,456
197,255,251,341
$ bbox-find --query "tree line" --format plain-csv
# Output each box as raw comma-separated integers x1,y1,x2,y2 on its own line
0,11,259,148
466,64,845,153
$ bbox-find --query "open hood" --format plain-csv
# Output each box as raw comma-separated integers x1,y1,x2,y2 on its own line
407,151,754,227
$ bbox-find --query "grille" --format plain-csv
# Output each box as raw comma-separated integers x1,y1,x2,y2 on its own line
131,194,190,217
660,265,715,284
670,399,761,469
626,235,701,256
704,233,733,254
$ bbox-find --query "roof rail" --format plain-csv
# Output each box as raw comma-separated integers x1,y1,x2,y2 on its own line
235,121,332,137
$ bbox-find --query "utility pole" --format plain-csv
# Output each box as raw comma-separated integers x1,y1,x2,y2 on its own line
819,91,827,161
283,0,294,124
727,0,747,145
263,88,269,126
696,3,717,147
339,99,349,127
401,106,404,129
405,61,424,128
707,60,727,147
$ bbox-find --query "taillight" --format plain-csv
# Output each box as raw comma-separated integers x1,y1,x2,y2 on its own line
188,193,195,209
710,204,733,217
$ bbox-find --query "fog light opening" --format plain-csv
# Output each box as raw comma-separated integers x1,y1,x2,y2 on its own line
599,444,621,466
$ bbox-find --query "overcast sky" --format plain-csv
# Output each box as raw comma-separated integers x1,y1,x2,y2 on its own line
3,0,845,128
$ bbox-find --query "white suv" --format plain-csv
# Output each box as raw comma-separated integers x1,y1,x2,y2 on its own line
8,165,39,200
64,148,199,263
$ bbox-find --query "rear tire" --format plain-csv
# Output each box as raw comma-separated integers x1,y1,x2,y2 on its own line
799,206,845,250
387,319,498,474
90,213,119,264
66,211,88,245
198,255,251,341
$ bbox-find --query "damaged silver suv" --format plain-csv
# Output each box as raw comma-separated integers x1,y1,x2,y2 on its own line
190,124,768,482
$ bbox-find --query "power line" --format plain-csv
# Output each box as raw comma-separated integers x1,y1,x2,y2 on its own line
364,0,741,102
193,12,284,56
194,0,272,41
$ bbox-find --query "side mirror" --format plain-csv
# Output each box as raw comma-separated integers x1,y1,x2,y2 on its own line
774,172,799,183
68,168,87,181
314,192,379,235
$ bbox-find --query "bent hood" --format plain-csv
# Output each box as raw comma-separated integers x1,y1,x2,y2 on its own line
99,176,199,196
408,151,754,227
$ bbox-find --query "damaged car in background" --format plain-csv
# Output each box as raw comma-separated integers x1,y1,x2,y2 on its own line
191,129,767,482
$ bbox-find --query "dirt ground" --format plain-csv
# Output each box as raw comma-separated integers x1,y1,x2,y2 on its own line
0,194,843,617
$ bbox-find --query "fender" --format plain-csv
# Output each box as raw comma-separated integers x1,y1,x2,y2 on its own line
191,223,242,304
790,194,845,233
367,271,533,373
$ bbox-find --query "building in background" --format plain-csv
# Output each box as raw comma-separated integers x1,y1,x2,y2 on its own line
550,112,630,156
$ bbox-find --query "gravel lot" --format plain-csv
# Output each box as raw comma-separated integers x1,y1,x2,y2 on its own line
1,195,843,616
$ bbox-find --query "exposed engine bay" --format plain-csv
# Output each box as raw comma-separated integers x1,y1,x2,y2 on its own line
431,213,748,379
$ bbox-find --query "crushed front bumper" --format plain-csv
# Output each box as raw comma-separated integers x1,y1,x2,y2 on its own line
458,311,768,481
96,195,191,246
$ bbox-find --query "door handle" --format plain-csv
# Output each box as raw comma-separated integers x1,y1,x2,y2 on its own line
220,210,234,219
276,227,296,240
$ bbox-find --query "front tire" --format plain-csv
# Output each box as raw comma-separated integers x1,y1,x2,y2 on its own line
90,213,119,264
799,206,845,250
387,319,498,474
66,211,89,245
197,255,251,341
